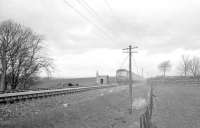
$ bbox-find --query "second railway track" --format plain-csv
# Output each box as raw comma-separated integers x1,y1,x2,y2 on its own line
0,84,118,104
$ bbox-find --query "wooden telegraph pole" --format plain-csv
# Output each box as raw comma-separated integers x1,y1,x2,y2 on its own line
123,45,138,114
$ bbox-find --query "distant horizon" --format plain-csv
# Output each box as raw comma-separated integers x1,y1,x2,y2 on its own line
42,75,200,79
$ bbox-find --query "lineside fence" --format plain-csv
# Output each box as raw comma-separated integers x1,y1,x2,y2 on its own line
139,85,155,128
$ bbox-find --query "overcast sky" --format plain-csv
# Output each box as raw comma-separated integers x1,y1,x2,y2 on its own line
1,0,200,78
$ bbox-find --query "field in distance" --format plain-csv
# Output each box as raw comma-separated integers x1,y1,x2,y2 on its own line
30,77,116,90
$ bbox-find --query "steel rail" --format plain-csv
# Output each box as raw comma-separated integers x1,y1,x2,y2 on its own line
0,84,117,104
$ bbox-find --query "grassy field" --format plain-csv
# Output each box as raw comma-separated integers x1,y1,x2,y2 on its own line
2,80,200,128
0,83,149,128
152,83,200,128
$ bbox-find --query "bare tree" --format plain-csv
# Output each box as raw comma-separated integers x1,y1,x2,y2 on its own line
188,57,200,78
0,20,16,91
177,55,191,77
0,20,53,91
158,60,171,77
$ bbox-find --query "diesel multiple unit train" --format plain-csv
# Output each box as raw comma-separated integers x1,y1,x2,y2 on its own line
116,69,143,84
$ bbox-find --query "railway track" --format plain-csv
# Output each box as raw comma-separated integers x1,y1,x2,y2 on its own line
0,84,118,104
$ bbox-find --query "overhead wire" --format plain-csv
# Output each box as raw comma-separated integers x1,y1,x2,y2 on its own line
74,0,120,43
104,0,141,76
103,0,123,25
103,0,126,44
132,56,140,74
76,0,100,19
104,0,137,44
63,0,139,76
104,0,114,17
63,0,116,42
119,54,129,69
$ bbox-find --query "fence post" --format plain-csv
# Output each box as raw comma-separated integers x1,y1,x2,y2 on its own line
139,84,154,128
140,116,143,128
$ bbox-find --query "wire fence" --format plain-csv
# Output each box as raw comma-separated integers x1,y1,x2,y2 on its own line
139,85,156,128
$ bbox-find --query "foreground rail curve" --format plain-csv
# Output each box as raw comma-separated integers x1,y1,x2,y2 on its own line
0,84,118,104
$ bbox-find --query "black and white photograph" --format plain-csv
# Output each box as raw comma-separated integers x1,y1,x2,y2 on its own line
0,0,200,128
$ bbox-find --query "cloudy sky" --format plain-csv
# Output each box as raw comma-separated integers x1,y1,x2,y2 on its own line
1,0,200,78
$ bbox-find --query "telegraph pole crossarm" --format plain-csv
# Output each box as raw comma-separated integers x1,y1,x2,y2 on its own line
122,45,138,114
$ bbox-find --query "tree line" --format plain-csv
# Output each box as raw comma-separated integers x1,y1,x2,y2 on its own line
0,20,53,92
158,55,200,78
